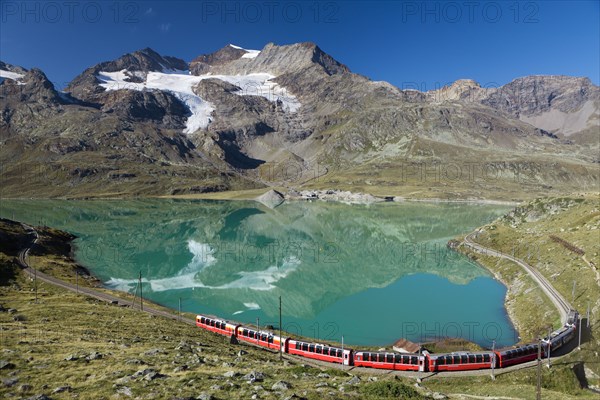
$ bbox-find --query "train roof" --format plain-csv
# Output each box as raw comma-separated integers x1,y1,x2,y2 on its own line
428,351,494,358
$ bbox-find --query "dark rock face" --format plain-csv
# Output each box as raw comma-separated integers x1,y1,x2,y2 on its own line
100,90,189,126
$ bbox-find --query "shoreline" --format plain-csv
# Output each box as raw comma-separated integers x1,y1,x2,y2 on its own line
454,240,525,344
14,216,516,352
0,190,521,206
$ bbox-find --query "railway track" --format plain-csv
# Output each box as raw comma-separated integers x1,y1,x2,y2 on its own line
464,230,572,324
12,222,576,379
16,222,197,326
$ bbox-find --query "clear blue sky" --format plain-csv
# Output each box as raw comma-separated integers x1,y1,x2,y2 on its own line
1,0,598,90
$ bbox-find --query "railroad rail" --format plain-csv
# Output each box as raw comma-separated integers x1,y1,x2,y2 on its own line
464,230,572,324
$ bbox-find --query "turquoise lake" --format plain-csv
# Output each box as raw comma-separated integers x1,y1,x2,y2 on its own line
0,199,519,348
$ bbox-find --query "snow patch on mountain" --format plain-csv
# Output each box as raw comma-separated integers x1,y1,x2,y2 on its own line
229,43,260,59
0,69,25,84
97,68,300,133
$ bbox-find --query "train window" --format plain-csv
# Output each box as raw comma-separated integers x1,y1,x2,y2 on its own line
483,355,490,362
476,355,482,363
337,350,342,357
211,320,216,327
201,317,205,324
303,343,309,352
261,334,267,341
316,346,322,354
268,336,274,343
411,356,418,364
309,344,315,353
395,354,401,363
386,354,393,363
437,357,445,365
468,355,475,363
323,347,329,355
453,356,460,364
445,356,452,364
378,354,384,363
461,355,467,363
402,356,409,364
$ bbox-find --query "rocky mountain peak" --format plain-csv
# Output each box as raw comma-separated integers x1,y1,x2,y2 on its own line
0,61,28,75
427,79,483,102
190,44,250,75
65,48,188,102
189,42,349,77
100,47,188,74
479,75,599,118
0,65,63,104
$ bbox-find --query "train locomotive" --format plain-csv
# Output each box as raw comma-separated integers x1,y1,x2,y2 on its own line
195,309,579,373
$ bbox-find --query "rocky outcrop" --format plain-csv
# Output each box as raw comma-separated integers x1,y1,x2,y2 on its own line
255,189,285,208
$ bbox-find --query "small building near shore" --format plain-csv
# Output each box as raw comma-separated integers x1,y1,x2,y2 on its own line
392,338,421,354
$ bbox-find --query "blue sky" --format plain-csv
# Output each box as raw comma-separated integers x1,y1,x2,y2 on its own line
1,0,598,90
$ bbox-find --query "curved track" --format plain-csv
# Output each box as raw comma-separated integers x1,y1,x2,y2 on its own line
464,230,572,324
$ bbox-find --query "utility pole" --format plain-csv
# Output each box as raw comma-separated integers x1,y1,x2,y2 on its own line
34,265,38,304
491,340,496,380
256,317,260,345
547,327,552,369
572,281,576,304
536,339,542,400
587,302,590,328
341,335,344,368
279,295,282,361
139,271,143,312
578,317,582,350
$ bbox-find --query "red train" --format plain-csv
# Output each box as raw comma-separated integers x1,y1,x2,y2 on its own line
195,310,579,373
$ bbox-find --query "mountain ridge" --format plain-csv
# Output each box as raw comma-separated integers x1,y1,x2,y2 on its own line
1,42,598,199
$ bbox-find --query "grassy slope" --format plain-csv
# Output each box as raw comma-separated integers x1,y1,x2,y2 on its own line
423,195,600,399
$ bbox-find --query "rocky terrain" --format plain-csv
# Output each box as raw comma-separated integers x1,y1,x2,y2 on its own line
1,43,598,199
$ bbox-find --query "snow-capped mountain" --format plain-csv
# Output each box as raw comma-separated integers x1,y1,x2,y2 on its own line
1,43,598,198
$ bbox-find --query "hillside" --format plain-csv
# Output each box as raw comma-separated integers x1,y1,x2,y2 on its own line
438,194,600,396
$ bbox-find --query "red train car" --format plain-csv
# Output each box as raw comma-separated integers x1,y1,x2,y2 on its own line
235,326,283,350
353,351,426,371
196,314,238,337
286,339,352,365
495,343,542,368
427,351,495,371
